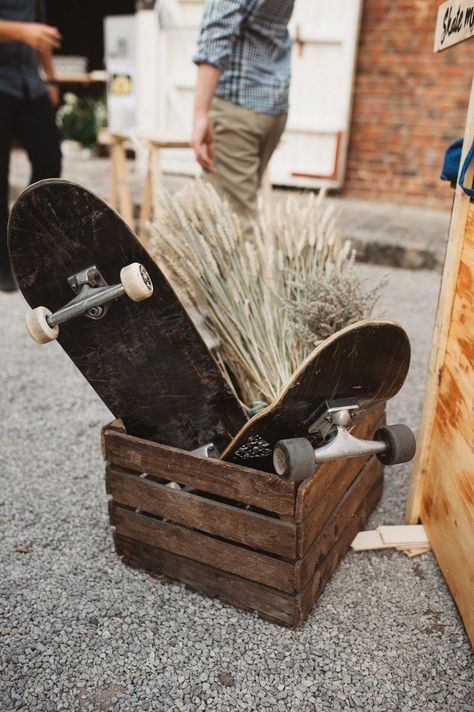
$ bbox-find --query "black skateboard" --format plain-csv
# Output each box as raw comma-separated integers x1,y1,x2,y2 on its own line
221,321,416,479
8,180,246,451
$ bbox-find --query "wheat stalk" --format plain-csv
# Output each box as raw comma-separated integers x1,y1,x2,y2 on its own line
147,181,381,404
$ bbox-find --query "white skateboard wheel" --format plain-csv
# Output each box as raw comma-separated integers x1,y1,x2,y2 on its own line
26,306,59,344
120,263,154,302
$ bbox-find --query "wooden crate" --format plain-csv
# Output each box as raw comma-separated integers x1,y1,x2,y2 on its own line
103,405,385,627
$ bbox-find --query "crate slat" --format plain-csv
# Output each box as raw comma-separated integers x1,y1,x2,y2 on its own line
104,403,386,627
106,466,297,559
111,504,296,592
297,475,384,624
296,406,385,555
115,534,298,626
104,429,296,517
295,456,383,590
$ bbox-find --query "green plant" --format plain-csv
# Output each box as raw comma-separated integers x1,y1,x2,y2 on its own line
57,93,103,147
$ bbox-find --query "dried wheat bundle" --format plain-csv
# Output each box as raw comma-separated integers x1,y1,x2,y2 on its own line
147,181,378,404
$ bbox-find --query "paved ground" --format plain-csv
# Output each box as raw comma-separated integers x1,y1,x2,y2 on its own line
10,149,451,271
1,258,472,711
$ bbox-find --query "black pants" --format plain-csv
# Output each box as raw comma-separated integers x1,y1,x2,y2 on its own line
0,91,62,269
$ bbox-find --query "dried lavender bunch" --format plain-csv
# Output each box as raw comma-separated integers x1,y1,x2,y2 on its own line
286,268,387,348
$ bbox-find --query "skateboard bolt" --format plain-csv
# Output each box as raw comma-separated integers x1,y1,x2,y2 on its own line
88,306,104,319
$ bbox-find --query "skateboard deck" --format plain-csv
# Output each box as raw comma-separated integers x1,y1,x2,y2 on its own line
221,321,411,473
8,179,246,450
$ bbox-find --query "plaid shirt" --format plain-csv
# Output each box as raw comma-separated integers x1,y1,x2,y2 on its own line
194,0,295,116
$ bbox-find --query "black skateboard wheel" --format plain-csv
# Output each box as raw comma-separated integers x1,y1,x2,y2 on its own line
273,438,316,481
374,424,416,465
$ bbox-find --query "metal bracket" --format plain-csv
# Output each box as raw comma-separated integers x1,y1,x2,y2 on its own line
307,398,361,441
47,265,125,327
191,443,220,459
313,417,386,464
310,399,386,464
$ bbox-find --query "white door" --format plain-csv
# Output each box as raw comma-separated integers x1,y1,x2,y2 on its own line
272,0,364,188
146,0,363,189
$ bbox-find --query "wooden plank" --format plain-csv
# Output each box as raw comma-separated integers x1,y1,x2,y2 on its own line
401,547,431,558
139,143,161,241
407,78,474,522
295,457,383,589
298,455,378,556
147,137,190,149
378,524,429,546
104,129,189,149
100,419,125,459
296,409,385,556
104,429,297,517
111,504,295,592
410,138,474,643
437,220,474,449
421,435,474,645
298,478,383,624
434,1,474,52
351,530,388,551
107,466,297,559
114,534,297,626
296,404,384,523
56,72,106,84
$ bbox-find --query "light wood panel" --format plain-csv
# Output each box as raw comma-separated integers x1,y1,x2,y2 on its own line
407,79,474,646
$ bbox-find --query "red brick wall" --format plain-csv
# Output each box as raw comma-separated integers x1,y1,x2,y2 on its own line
345,0,473,209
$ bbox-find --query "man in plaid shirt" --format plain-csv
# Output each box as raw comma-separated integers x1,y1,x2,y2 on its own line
192,0,295,225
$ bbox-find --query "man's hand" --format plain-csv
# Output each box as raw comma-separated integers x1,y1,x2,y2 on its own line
192,111,216,174
192,64,221,173
20,23,61,53
47,83,60,108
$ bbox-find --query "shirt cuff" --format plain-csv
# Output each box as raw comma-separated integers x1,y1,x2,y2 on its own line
193,48,230,72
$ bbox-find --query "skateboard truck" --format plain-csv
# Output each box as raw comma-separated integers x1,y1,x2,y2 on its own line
25,262,154,344
191,443,220,458
273,399,416,482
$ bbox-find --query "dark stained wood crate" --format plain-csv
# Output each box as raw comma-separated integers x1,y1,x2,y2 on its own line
103,404,385,627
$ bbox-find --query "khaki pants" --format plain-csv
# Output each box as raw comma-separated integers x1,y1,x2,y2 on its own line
206,97,287,226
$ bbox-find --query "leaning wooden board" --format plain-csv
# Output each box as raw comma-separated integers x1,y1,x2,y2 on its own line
407,77,474,645
8,180,246,451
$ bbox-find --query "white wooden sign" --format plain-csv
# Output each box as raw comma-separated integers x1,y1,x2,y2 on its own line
434,0,474,52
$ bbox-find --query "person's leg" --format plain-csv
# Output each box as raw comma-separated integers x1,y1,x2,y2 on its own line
0,92,19,291
206,97,261,228
258,112,287,184
16,93,62,184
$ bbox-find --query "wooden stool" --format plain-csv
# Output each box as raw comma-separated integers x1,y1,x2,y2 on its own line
99,130,190,239
138,136,190,239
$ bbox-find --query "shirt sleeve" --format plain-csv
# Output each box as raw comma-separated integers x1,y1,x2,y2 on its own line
193,0,250,71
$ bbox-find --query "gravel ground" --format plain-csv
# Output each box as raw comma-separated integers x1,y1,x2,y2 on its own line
1,264,473,712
